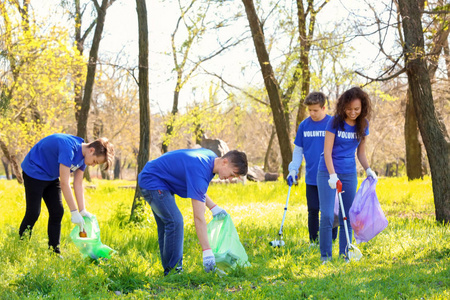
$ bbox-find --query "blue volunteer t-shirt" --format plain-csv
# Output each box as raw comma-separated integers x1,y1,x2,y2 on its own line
138,148,217,202
21,133,86,181
294,115,331,185
318,116,369,174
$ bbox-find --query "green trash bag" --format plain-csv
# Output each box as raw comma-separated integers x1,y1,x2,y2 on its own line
70,215,114,260
207,214,250,270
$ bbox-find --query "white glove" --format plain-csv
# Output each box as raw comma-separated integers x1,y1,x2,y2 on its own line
71,210,85,231
202,249,216,273
289,146,304,171
80,209,93,219
328,173,339,189
366,168,378,180
211,205,228,219
286,169,297,186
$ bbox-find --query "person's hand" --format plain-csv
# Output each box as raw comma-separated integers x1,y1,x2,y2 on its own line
365,168,378,180
71,210,85,231
328,173,339,189
286,170,297,186
202,249,216,273
211,205,228,219
80,209,93,219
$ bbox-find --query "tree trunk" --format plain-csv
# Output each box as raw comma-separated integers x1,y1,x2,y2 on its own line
194,121,203,145
444,40,450,78
242,0,292,178
131,0,151,220
76,0,109,141
294,0,312,130
403,0,448,181
404,88,423,179
398,0,450,223
0,138,23,184
427,0,450,80
162,82,180,153
1,157,11,180
263,126,276,172
74,0,83,122
72,0,97,122
114,157,121,179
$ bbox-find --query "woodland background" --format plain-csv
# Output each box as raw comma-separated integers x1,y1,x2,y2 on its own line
0,1,449,218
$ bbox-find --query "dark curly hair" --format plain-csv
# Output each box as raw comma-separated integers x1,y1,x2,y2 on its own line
332,87,371,141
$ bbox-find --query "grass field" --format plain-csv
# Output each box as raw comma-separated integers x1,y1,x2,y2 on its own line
0,176,448,299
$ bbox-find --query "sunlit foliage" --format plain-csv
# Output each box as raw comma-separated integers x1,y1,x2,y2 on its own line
0,1,85,157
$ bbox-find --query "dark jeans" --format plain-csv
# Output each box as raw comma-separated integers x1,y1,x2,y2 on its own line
306,184,338,243
140,188,184,275
19,172,64,252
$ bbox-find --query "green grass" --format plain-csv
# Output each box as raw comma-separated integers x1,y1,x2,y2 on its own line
0,177,448,299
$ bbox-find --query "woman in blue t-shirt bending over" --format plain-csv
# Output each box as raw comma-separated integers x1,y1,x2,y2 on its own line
19,134,114,254
317,87,377,262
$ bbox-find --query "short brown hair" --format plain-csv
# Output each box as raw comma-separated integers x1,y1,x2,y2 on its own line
222,150,248,176
87,138,114,170
304,92,326,107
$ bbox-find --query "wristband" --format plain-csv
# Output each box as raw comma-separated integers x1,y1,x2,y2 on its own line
210,206,222,215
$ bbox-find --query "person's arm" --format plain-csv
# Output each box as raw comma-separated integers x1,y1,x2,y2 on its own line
205,194,227,218
205,194,216,210
357,139,377,179
73,169,93,217
192,197,216,273
73,169,86,211
191,199,210,250
356,139,370,170
324,131,336,175
287,146,303,185
60,164,85,229
288,145,304,173
59,164,77,211
324,131,340,189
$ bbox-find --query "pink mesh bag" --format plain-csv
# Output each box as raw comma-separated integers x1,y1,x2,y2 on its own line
349,177,388,244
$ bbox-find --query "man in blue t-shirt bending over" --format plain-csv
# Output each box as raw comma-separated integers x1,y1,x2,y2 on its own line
138,148,247,276
287,92,337,245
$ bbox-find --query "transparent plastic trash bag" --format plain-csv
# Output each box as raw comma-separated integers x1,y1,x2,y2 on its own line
70,215,114,260
207,214,250,271
349,177,388,244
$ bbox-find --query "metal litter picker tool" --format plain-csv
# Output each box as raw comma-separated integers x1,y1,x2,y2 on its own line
269,185,292,247
337,180,362,261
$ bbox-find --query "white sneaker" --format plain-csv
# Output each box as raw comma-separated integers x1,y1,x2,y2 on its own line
309,242,318,248
321,257,332,265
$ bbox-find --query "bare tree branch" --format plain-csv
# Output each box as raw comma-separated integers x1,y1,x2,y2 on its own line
422,10,450,15
356,67,406,84
81,20,97,44
204,70,269,106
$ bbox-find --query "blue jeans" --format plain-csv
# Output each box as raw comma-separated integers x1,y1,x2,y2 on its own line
317,171,357,260
140,188,183,275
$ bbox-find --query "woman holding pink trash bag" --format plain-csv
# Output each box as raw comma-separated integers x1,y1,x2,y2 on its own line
316,87,377,263
349,176,388,244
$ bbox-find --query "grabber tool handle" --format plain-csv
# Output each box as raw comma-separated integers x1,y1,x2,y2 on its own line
336,180,343,193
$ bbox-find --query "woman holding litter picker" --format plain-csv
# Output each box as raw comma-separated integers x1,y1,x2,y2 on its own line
19,133,114,254
316,87,377,262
